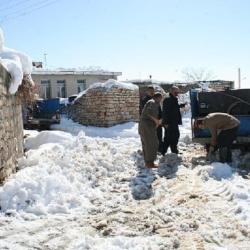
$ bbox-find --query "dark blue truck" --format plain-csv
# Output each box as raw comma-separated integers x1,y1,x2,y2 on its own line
190,88,250,148
24,98,60,130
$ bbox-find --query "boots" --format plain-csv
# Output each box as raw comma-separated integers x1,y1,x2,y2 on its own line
145,162,158,168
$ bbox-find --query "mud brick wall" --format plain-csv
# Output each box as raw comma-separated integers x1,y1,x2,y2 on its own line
0,64,23,184
70,86,139,127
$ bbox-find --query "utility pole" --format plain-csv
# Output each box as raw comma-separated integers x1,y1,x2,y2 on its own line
238,67,241,89
44,53,47,69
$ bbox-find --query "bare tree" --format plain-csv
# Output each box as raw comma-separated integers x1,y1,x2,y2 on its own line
182,67,216,83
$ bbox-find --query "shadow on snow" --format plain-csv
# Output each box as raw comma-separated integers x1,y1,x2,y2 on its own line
130,151,181,200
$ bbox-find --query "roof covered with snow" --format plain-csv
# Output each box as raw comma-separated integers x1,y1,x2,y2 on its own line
88,79,138,91
32,68,122,76
0,27,33,94
74,79,138,102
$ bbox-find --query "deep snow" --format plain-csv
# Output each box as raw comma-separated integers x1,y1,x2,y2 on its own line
0,111,250,249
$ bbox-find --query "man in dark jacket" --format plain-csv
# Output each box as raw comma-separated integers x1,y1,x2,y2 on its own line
139,86,163,152
161,86,185,154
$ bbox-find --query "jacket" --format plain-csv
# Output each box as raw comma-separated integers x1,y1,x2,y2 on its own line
162,93,182,126
140,94,162,118
140,99,160,128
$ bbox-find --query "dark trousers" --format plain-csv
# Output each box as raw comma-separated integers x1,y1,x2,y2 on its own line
157,126,163,153
162,124,180,154
217,126,238,163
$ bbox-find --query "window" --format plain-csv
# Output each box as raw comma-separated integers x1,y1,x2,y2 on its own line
57,80,66,98
77,79,86,93
40,80,51,99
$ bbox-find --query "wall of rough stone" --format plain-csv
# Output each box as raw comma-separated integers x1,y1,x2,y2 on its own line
0,64,23,184
70,86,139,127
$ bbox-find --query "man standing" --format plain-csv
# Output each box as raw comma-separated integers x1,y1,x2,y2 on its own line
162,86,185,154
139,93,162,168
196,112,240,163
139,86,155,115
139,86,163,152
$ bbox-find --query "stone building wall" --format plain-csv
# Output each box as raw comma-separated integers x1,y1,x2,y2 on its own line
70,85,139,127
0,64,23,184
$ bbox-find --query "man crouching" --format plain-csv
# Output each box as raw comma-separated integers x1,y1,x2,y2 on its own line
196,112,240,163
139,92,163,168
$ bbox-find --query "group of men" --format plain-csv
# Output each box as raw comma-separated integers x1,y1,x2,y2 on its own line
139,85,240,168
139,85,185,168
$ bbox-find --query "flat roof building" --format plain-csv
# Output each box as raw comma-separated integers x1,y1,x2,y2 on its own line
32,69,122,99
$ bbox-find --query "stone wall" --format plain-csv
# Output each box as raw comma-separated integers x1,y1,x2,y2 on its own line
70,85,139,127
0,63,23,184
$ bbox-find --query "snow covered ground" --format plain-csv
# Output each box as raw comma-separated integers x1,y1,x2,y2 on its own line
0,112,250,250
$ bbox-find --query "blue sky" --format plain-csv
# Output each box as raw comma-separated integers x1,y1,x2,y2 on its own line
0,0,249,87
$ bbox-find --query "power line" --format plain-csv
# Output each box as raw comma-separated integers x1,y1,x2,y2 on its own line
0,0,61,24
0,0,33,13
0,0,55,17
0,0,20,8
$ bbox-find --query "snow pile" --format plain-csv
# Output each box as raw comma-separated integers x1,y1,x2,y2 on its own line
52,116,140,138
130,168,155,200
231,176,250,223
68,235,169,250
24,130,74,150
196,163,250,227
0,27,32,94
197,162,233,181
179,111,192,143
59,98,69,106
0,115,250,249
158,153,181,177
75,79,138,102
0,127,140,216
208,162,233,180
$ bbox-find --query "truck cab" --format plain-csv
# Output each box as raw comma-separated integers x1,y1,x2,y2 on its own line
24,98,61,130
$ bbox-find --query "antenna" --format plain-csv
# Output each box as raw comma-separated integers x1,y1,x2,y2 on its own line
238,68,241,89
44,53,47,69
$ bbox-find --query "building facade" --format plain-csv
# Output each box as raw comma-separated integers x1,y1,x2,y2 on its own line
32,69,122,99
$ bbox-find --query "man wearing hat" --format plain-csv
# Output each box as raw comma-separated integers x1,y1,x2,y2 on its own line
139,85,163,153
161,86,186,154
139,92,163,168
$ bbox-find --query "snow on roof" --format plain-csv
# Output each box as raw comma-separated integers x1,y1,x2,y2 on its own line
0,27,33,94
89,79,138,91
32,68,122,76
74,79,138,102
125,79,172,85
